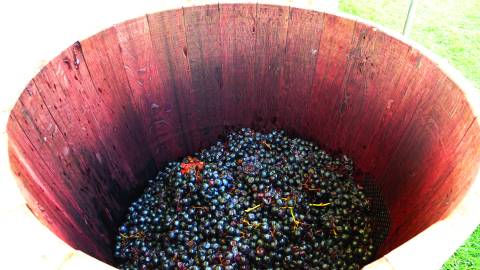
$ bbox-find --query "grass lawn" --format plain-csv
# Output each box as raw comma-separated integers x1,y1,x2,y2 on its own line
339,0,480,89
338,0,480,269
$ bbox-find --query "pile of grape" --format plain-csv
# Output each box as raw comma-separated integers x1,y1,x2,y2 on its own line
114,128,374,269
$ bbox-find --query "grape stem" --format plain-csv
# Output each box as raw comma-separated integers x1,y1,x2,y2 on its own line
289,207,302,231
309,202,331,207
244,204,262,213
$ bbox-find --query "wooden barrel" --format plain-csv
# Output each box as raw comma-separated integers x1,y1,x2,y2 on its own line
3,1,480,269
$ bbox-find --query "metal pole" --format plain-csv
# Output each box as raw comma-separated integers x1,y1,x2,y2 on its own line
402,0,417,36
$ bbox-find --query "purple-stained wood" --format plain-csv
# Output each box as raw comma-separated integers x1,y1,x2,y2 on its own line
6,4,480,264
357,38,423,174
25,48,128,260
115,16,187,166
7,113,84,246
183,4,225,151
377,71,478,254
252,4,289,131
147,9,194,154
80,27,154,183
277,8,324,135
219,4,257,128
7,84,111,261
331,21,381,156
302,13,356,148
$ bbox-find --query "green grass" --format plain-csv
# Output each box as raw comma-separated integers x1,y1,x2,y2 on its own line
442,226,480,270
338,1,480,269
339,0,480,89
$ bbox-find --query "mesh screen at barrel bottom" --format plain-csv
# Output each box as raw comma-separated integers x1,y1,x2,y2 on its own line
358,177,391,256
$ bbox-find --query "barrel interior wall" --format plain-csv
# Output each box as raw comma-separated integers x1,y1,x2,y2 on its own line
6,3,480,264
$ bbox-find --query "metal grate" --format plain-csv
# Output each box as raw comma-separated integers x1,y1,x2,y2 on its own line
359,176,391,256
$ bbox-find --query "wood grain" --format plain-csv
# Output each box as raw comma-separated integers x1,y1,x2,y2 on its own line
378,72,478,255
219,4,257,127
302,13,356,148
147,9,194,155
252,4,289,131
277,8,324,135
81,27,153,184
183,5,225,150
115,16,187,166
7,85,110,260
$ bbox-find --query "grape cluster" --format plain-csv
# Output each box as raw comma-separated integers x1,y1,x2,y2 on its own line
114,128,374,269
